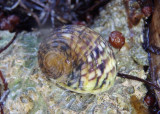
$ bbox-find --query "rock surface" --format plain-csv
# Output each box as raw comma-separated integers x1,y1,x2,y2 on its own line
0,0,148,113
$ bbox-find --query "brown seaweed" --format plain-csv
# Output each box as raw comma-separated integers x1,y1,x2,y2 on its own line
149,0,160,108
130,95,149,114
0,70,10,114
0,32,18,54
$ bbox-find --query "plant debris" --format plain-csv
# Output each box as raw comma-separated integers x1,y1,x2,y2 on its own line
0,0,110,31
0,70,9,114
0,32,18,54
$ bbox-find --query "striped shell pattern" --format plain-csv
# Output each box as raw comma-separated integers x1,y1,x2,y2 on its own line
38,25,117,94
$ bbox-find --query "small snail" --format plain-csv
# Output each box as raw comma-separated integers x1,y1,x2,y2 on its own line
38,25,117,94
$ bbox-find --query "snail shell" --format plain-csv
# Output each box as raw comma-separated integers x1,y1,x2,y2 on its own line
38,25,117,94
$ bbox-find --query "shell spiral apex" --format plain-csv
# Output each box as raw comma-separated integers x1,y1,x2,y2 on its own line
38,25,117,94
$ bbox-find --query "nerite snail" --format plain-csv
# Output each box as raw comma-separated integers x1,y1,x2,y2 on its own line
38,25,160,94
38,25,117,94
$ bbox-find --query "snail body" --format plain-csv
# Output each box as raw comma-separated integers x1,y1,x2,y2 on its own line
38,25,117,94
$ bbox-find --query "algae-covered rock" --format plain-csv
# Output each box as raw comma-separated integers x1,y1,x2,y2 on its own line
0,0,148,113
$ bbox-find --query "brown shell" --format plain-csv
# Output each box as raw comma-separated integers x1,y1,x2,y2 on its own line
38,25,117,94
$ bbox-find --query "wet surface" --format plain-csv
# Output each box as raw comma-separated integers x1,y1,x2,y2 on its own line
0,0,151,113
